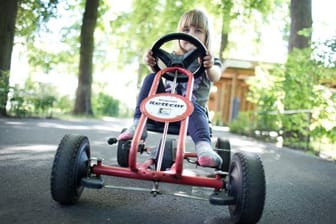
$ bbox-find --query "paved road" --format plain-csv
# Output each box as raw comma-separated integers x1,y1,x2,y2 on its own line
0,118,335,224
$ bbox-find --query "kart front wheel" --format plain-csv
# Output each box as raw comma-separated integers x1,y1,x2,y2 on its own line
228,152,266,224
50,134,91,205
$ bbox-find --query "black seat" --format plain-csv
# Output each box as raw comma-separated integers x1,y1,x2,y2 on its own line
146,119,181,135
146,118,213,137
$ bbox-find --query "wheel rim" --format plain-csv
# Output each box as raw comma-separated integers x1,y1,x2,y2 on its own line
74,143,90,193
228,160,243,214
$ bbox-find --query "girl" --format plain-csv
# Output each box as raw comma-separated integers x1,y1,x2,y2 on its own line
118,9,223,168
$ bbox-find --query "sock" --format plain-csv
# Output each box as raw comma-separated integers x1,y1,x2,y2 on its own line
195,141,222,168
117,119,139,140
117,119,147,141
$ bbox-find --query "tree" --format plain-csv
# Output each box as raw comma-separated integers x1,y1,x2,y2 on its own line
0,0,19,116
110,0,195,89
288,0,312,52
206,0,275,61
281,0,312,145
73,0,99,115
0,0,58,116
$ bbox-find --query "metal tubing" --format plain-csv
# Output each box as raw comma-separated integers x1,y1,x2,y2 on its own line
93,164,224,189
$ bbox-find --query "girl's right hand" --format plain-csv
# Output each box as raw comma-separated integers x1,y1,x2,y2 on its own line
144,50,156,68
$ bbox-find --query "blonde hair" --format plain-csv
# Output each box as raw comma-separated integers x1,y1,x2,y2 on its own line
176,9,211,51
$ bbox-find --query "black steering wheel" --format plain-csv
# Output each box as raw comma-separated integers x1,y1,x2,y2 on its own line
151,32,207,82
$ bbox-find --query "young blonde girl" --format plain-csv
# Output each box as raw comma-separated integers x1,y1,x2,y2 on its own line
118,9,223,168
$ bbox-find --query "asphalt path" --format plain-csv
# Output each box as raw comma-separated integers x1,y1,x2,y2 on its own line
0,117,335,224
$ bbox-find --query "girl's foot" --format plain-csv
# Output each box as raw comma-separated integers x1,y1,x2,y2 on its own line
117,129,134,140
117,119,147,141
196,141,222,168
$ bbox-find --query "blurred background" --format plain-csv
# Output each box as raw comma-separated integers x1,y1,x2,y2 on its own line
1,0,335,158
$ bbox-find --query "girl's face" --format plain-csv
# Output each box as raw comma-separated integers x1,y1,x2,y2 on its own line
179,24,206,52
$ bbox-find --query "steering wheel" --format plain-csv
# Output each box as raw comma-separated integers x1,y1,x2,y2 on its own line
151,32,207,82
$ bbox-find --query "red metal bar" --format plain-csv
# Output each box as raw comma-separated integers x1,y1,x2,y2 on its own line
129,115,147,171
93,163,224,189
130,67,194,172
184,152,197,158
112,67,221,191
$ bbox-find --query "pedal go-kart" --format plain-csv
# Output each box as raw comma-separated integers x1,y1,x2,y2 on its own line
50,33,265,224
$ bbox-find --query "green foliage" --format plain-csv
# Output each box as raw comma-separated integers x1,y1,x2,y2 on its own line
282,48,335,144
109,0,227,77
92,92,120,117
229,111,256,136
8,85,28,117
7,77,57,117
16,0,59,39
313,36,336,68
0,70,10,113
53,95,74,114
242,46,336,151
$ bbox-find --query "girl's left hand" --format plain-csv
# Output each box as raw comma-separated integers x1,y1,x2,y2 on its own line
203,51,214,69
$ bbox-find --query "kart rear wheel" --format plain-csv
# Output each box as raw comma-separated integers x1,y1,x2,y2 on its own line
117,140,130,167
215,137,231,172
50,134,90,205
155,138,176,171
228,152,265,224
117,128,130,167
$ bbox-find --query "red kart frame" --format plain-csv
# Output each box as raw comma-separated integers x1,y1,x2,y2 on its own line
92,66,224,190
51,33,266,224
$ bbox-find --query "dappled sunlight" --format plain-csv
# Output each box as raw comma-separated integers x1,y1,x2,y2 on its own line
212,126,230,132
33,118,132,133
37,122,91,130
2,119,130,134
0,144,56,164
0,144,55,153
3,121,26,126
227,135,268,154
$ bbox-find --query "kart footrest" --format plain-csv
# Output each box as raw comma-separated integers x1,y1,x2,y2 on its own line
209,192,235,205
81,177,104,189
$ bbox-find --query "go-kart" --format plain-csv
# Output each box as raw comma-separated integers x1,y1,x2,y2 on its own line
50,33,266,224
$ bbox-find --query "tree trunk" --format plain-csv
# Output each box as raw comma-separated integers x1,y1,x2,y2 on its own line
218,0,233,61
288,0,312,52
0,0,19,116
73,0,99,115
219,31,228,62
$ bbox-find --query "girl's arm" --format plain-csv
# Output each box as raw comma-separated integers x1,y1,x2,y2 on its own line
144,50,156,72
203,51,222,82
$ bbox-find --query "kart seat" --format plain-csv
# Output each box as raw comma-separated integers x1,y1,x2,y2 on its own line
146,118,213,137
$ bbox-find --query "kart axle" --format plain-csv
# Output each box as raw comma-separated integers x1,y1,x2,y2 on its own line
92,163,225,189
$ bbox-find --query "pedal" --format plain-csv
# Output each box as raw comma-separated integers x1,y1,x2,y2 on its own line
107,137,117,145
209,191,235,205
81,176,104,189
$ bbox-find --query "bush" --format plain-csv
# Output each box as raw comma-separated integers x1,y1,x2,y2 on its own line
229,112,256,136
7,80,58,118
236,47,335,153
92,92,120,117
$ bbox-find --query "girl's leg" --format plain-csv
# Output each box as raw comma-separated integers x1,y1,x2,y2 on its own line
188,103,222,168
118,73,165,140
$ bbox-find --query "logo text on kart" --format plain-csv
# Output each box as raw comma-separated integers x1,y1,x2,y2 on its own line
141,94,194,122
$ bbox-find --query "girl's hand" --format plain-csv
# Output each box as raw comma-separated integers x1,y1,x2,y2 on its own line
144,50,156,68
203,51,214,69
203,51,221,82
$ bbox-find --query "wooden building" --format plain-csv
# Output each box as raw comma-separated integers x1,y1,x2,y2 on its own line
208,59,258,125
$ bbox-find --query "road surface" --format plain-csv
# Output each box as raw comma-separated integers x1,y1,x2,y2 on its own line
0,117,335,224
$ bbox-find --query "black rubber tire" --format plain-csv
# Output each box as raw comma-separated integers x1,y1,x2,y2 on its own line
117,140,130,167
228,152,266,224
50,134,90,205
117,128,130,167
155,138,176,171
215,137,231,172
